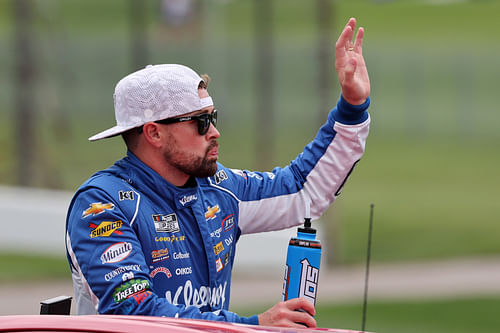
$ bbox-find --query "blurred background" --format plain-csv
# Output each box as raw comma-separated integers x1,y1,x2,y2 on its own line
0,0,499,332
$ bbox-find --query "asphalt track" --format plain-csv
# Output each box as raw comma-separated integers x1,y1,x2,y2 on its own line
1,256,500,315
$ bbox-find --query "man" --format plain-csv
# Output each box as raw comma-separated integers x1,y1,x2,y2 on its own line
65,18,370,328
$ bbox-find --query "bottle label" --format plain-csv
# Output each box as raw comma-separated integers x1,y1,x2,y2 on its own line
298,258,319,304
282,255,320,304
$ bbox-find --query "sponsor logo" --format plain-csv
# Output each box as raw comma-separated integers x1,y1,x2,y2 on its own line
165,280,227,309
246,171,263,180
210,227,222,238
89,220,123,238
298,258,319,304
101,242,133,264
223,251,231,266
152,248,170,263
132,290,152,305
216,258,223,272
266,172,276,180
173,252,190,260
122,272,134,281
213,241,224,255
119,190,135,201
214,170,228,184
155,235,186,243
150,267,172,279
179,194,197,206
152,213,180,233
82,202,114,218
112,278,150,303
224,234,234,247
104,264,141,281
230,169,246,179
204,205,220,221
221,215,235,232
175,267,192,276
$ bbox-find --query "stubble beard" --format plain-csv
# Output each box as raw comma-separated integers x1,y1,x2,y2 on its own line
163,140,219,179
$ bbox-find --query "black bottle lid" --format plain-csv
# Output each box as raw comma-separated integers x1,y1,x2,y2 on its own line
298,217,316,234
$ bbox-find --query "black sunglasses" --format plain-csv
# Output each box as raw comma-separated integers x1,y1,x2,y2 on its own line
139,110,218,135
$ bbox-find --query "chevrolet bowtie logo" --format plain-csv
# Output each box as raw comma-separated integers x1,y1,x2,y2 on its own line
82,202,115,218
205,205,220,220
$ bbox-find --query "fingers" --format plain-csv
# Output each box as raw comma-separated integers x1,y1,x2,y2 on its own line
336,20,354,56
258,298,317,328
336,18,364,55
354,27,365,53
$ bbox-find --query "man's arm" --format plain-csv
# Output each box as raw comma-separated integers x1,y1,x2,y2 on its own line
247,18,371,328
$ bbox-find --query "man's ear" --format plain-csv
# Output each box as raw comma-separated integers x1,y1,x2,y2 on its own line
142,123,163,148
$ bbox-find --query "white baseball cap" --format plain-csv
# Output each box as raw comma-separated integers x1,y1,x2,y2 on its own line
88,64,214,141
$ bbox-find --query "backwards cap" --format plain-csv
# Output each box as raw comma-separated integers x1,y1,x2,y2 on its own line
88,64,213,141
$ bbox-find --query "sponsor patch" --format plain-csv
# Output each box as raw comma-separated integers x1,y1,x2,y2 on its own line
122,272,134,281
82,202,114,218
165,280,227,309
112,278,150,303
175,267,192,276
119,190,135,201
224,234,234,246
152,213,180,233
101,242,133,264
230,168,247,179
179,194,197,206
151,248,170,263
205,205,220,221
155,235,186,243
150,267,172,279
216,258,223,272
213,241,224,255
210,227,222,238
89,220,123,238
221,214,235,232
104,265,141,281
214,170,228,184
173,252,190,260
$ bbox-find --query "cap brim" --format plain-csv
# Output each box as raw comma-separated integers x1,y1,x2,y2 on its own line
88,125,136,141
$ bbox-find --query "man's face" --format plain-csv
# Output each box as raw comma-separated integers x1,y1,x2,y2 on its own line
161,88,220,179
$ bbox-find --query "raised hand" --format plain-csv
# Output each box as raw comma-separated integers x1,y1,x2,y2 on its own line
335,18,371,105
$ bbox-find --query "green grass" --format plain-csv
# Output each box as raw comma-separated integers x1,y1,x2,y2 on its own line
232,297,500,333
0,253,70,282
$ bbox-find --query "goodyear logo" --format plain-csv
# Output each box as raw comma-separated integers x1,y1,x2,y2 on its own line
82,202,115,218
213,241,224,255
89,220,123,238
205,205,220,221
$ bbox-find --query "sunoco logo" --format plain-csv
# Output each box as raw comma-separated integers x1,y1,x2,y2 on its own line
101,242,133,264
89,220,123,238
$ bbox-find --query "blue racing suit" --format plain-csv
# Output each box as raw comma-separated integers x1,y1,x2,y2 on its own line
65,96,370,324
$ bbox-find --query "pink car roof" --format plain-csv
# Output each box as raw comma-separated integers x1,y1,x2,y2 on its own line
0,315,368,333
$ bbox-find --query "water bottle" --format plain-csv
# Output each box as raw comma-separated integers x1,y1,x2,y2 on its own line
282,203,322,305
